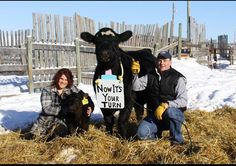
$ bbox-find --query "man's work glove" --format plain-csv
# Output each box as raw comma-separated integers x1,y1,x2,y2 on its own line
95,79,101,85
154,102,169,120
131,58,140,74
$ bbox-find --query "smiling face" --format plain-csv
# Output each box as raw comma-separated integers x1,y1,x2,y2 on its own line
156,58,172,73
57,74,69,90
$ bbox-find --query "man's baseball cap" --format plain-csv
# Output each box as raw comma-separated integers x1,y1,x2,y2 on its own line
157,51,172,59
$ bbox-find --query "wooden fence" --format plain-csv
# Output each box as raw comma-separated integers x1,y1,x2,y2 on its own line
32,13,170,49
0,29,31,75
0,47,27,75
0,12,207,49
190,16,206,45
26,37,96,93
0,29,31,47
0,12,209,93
0,38,154,94
25,37,153,93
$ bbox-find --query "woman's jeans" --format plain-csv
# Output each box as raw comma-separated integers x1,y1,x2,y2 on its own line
136,107,185,143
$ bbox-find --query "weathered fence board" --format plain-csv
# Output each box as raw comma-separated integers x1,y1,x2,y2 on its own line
0,48,26,56
0,47,27,74
0,65,27,72
0,29,31,47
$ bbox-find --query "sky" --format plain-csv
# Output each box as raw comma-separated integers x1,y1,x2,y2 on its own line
0,1,236,43
1,56,236,134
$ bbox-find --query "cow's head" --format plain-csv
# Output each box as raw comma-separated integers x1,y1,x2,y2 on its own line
61,92,83,117
81,27,132,65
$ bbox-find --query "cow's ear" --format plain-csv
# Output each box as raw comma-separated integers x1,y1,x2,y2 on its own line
80,32,95,43
119,31,132,42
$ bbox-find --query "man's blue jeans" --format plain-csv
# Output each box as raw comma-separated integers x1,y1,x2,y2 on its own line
136,107,185,143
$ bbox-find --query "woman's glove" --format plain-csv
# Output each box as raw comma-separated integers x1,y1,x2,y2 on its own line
154,102,168,120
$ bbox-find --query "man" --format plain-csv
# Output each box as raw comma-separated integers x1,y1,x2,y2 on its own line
132,51,187,145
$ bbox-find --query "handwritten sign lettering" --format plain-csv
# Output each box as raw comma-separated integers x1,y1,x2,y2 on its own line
95,80,124,109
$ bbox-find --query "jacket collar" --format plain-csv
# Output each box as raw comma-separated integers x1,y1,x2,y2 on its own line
51,86,71,95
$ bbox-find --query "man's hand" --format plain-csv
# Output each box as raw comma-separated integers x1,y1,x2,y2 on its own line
131,59,140,74
154,102,169,120
95,79,101,85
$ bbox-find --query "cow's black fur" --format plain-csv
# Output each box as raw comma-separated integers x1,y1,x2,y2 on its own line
81,27,157,139
61,91,93,135
126,49,158,121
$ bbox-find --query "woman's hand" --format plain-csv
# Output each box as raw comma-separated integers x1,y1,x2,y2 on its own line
86,107,92,117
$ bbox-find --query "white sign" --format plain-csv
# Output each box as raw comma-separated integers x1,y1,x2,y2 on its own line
95,80,124,109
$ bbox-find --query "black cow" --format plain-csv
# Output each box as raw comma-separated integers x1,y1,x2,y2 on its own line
126,49,158,121
80,27,157,139
61,91,94,135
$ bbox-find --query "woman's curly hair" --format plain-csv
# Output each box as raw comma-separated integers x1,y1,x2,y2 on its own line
51,68,74,89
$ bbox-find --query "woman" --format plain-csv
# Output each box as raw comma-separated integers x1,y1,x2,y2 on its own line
24,68,94,140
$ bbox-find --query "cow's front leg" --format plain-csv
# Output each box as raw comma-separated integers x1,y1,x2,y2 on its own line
101,109,115,135
133,104,144,122
118,107,132,139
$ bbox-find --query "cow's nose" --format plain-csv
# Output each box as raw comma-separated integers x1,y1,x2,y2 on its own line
98,50,110,62
100,50,109,56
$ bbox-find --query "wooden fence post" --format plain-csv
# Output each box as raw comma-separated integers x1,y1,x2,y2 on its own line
178,23,182,60
75,38,81,85
27,36,34,93
153,43,159,57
